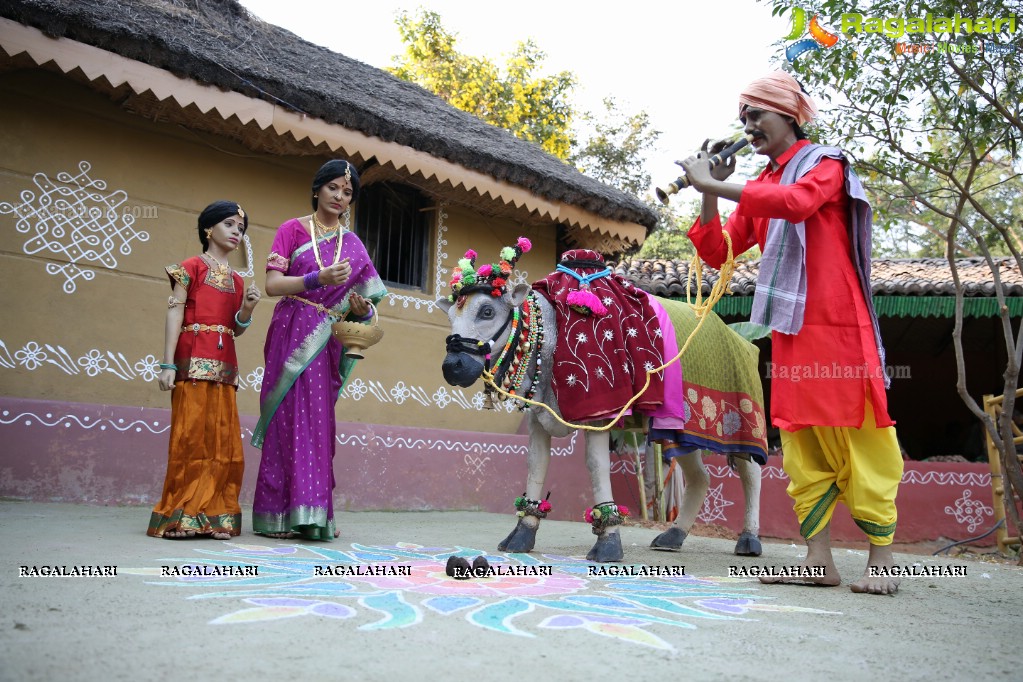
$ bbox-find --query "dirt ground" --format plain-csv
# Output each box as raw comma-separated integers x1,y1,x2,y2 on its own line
2,500,1022,681
630,518,1021,566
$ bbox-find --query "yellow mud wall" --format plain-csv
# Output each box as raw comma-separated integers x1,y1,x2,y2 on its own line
0,69,556,433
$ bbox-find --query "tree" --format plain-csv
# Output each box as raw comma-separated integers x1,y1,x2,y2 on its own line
570,97,660,197
388,9,576,159
766,0,1023,557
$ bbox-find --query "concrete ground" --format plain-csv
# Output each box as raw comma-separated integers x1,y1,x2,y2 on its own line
1,500,1021,681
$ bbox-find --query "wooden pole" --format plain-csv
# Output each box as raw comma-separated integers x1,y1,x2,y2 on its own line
630,430,649,521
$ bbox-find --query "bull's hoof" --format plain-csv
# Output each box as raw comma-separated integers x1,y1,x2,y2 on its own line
650,526,687,551
498,519,537,553
734,531,763,557
446,555,472,579
586,532,624,563
472,555,491,577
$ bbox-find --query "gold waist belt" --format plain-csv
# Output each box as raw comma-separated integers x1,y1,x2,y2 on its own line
285,295,344,319
182,323,236,336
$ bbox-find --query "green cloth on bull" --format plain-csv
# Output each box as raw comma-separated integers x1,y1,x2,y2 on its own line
650,296,768,464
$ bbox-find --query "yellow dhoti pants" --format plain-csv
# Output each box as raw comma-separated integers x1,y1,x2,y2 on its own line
780,397,903,546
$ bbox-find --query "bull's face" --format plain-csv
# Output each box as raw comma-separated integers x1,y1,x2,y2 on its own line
437,284,530,388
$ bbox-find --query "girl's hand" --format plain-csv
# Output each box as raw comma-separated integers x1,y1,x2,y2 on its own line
348,293,370,319
158,368,176,391
242,282,261,312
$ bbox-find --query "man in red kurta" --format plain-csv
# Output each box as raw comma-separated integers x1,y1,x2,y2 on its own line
680,71,903,595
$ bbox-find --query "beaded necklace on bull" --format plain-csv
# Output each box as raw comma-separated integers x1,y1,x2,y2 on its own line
487,289,545,407
445,232,739,431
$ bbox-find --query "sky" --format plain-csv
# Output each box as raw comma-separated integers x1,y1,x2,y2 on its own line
237,0,791,198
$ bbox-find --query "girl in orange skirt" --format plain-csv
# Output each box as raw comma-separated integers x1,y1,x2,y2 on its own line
148,201,261,539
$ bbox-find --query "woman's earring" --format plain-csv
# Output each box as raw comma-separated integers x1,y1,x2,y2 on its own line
343,208,351,230
205,228,213,240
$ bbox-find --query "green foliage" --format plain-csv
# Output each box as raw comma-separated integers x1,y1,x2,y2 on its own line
388,9,576,159
388,9,688,259
569,97,661,197
632,199,700,261
764,0,1023,260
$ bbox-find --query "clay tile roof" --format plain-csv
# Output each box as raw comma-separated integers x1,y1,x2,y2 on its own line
614,256,1023,298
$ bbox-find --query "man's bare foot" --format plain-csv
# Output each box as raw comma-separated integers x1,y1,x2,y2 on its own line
211,531,232,540
760,526,841,586
163,529,196,539
850,543,900,595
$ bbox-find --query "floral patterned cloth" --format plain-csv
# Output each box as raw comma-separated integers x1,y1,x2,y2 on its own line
648,296,768,464
531,250,665,423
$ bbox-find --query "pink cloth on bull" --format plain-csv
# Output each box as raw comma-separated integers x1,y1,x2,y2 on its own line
531,250,665,423
642,293,685,421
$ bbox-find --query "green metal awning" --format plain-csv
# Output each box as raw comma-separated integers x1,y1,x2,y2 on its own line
688,296,1023,318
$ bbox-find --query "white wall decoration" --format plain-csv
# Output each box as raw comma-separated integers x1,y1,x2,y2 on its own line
0,337,531,414
0,161,150,293
943,489,994,533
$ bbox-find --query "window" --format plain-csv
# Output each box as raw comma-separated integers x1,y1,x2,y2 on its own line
354,182,430,289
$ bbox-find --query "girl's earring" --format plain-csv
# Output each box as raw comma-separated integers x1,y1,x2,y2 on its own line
343,208,351,230
205,228,213,239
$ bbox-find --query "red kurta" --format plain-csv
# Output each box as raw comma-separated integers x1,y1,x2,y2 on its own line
166,255,245,386
688,140,892,431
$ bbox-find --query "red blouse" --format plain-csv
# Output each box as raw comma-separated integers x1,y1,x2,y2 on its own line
166,255,245,386
688,140,893,431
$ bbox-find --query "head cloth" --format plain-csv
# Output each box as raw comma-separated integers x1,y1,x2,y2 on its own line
738,70,818,126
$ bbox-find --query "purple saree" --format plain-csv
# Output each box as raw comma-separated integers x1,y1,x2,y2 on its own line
252,218,386,540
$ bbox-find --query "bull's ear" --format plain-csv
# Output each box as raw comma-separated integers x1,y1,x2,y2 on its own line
509,283,530,306
436,297,453,314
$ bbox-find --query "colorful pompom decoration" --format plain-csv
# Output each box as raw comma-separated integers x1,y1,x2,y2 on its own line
566,289,608,317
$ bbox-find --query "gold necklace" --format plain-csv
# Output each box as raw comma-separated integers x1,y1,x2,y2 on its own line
201,252,230,273
309,213,343,270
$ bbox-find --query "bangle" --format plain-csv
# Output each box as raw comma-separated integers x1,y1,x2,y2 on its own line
303,270,323,290
158,363,177,371
356,307,374,322
234,311,252,328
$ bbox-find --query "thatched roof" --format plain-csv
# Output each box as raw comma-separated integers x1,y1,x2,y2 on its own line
0,0,657,234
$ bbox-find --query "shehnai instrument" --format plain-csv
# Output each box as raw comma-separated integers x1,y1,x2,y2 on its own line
655,134,756,204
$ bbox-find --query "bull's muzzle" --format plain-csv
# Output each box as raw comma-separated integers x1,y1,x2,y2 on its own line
442,352,484,387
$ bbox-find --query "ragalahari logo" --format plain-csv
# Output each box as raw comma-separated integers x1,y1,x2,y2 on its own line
784,7,840,62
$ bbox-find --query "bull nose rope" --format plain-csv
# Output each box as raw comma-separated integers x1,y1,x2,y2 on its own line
480,230,737,432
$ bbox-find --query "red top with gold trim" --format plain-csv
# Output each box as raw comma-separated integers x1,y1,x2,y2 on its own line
166,255,245,386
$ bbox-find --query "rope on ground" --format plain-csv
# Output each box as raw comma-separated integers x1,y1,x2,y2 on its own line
481,230,737,432
932,519,1005,555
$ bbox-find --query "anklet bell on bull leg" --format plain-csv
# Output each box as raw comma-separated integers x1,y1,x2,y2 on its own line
584,501,628,562
498,492,550,552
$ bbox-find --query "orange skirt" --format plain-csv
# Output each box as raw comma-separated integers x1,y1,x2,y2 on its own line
147,380,244,537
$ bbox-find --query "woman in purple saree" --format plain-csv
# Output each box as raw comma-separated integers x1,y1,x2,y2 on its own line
252,160,386,540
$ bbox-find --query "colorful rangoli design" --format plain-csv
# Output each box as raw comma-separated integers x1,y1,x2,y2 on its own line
122,541,838,650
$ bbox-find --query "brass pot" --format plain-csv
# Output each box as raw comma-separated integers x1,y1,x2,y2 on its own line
331,302,383,360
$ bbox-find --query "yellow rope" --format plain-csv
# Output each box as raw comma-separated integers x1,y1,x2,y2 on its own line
480,230,737,431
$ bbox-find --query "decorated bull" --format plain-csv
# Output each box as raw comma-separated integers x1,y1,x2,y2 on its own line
439,238,768,562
